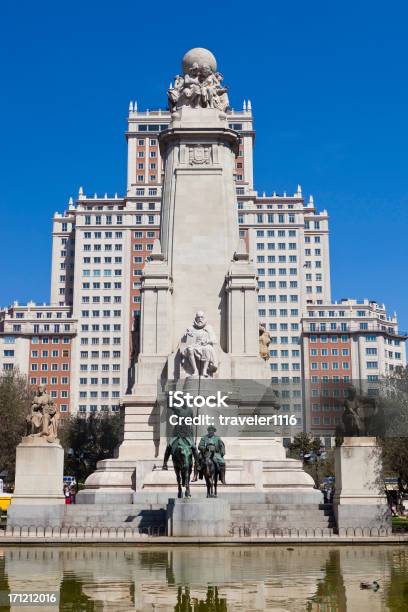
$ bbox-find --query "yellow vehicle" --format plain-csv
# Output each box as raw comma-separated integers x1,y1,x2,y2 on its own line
0,495,12,512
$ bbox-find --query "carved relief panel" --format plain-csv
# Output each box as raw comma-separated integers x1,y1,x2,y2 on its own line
188,145,211,165
178,143,221,166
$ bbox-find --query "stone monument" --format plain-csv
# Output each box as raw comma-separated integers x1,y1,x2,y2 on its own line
78,48,319,510
333,391,390,531
8,386,65,526
334,437,391,531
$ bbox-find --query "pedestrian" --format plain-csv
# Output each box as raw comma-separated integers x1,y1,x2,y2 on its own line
64,485,71,505
70,480,77,504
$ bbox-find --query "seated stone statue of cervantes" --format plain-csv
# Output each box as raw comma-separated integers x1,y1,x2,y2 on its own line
180,311,218,378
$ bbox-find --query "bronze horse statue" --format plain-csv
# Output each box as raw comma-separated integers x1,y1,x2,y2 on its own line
200,443,219,498
171,442,193,498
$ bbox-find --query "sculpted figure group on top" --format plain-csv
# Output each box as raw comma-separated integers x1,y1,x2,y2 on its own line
168,63,230,113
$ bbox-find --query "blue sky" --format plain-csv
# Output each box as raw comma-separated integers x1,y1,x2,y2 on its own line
0,0,407,329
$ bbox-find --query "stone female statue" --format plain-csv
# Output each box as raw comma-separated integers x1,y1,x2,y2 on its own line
259,324,271,361
167,75,184,112
26,385,59,443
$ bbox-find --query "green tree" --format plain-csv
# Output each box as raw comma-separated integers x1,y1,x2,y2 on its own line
307,550,347,611
59,412,122,484
288,432,334,488
288,432,321,460
385,549,408,611
312,448,335,485
377,367,408,505
0,369,32,484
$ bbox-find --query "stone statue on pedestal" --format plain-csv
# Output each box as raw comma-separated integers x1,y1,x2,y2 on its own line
26,385,59,443
181,311,218,378
9,385,64,526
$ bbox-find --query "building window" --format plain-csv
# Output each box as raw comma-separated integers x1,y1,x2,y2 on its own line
366,347,377,355
366,361,378,369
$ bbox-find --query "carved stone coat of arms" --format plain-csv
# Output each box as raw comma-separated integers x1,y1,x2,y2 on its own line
189,145,211,165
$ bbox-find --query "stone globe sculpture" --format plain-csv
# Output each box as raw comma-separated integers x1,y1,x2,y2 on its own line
182,47,217,75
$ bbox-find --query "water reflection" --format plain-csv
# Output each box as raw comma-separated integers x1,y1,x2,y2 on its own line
308,550,347,610
174,586,227,612
0,545,407,611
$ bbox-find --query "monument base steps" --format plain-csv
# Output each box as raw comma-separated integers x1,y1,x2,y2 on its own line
77,454,320,503
16,499,334,533
167,498,231,537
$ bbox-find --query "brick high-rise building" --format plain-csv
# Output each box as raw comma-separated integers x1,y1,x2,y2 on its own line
0,302,76,414
302,299,407,438
1,95,406,417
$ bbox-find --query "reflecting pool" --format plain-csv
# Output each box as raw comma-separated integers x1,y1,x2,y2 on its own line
0,545,408,610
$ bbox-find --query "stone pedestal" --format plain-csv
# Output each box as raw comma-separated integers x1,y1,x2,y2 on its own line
8,436,65,526
76,459,138,504
167,497,231,536
333,437,391,531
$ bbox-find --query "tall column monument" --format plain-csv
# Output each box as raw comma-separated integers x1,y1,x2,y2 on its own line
79,48,318,503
